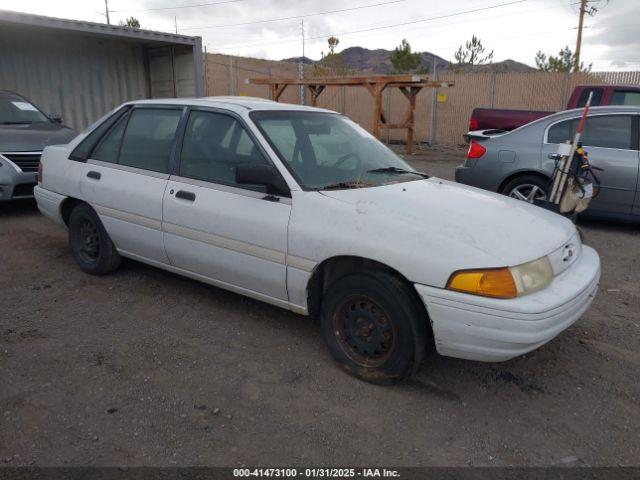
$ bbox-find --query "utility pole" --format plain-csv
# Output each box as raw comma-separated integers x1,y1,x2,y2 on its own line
104,0,110,24
299,19,305,105
174,16,178,34
574,0,586,72
574,0,607,72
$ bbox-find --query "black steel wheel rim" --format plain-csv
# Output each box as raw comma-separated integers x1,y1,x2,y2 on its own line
333,295,396,367
77,218,100,263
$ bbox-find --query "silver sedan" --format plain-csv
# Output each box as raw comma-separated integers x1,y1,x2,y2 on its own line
455,106,640,221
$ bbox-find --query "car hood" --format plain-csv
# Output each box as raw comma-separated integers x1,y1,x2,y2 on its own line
318,178,576,272
0,123,77,152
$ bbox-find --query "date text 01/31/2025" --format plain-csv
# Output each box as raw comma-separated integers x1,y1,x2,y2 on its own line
232,468,400,478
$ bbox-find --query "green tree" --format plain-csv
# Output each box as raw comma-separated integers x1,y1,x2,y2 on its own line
454,35,494,66
535,46,591,73
390,39,426,74
313,36,352,77
119,17,141,28
327,36,339,55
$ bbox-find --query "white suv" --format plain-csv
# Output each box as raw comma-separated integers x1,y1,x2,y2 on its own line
35,97,600,384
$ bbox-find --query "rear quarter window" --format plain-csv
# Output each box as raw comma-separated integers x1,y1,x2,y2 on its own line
547,119,576,144
69,107,130,161
575,88,603,107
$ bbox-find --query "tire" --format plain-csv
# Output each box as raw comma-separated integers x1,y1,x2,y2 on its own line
501,175,549,204
320,272,428,385
68,203,121,275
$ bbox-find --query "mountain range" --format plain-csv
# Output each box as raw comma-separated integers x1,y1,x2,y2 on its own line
284,46,534,74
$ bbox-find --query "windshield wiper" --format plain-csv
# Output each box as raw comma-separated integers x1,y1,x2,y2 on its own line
319,180,372,190
366,166,429,178
0,121,33,125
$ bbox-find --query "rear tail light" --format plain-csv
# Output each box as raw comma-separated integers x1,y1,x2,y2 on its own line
469,117,479,130
466,140,486,159
37,161,43,184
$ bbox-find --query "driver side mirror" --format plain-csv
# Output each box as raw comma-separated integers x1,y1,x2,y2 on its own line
235,164,289,196
49,114,63,124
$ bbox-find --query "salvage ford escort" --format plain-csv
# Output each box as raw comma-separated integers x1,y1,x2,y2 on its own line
34,97,601,384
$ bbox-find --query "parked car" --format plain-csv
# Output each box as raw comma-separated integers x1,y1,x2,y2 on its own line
456,106,640,222
35,97,600,384
0,91,77,201
468,85,640,133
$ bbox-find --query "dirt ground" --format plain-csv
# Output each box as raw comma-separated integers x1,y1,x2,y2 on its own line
1,146,639,467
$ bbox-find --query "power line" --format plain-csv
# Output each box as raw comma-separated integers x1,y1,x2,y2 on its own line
210,0,530,51
180,0,407,31
110,0,247,13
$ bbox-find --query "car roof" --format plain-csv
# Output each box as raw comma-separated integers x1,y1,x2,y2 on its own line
126,96,337,114
558,105,640,117
513,105,640,132
0,90,24,100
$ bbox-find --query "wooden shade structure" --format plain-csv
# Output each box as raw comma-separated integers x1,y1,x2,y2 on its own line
248,75,454,154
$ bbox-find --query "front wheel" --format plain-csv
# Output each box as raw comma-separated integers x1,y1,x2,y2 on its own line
68,203,122,275
320,272,428,385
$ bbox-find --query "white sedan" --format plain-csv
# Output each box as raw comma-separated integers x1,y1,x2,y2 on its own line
35,97,600,384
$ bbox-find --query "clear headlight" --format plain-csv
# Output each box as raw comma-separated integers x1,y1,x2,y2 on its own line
509,256,554,296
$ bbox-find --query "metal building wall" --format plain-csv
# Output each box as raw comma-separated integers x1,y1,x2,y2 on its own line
0,25,147,131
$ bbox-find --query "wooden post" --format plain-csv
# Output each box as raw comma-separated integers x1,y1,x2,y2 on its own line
307,85,325,106
246,76,454,154
366,83,386,139
272,84,287,102
406,87,419,154
399,86,420,154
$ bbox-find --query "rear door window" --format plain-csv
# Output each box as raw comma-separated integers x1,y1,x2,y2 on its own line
581,115,633,150
118,109,182,174
547,115,634,150
611,91,640,106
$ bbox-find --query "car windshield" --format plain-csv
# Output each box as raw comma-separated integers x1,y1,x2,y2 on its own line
0,96,50,125
250,111,424,190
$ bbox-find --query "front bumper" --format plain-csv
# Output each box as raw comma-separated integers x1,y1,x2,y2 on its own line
0,170,37,201
415,245,600,362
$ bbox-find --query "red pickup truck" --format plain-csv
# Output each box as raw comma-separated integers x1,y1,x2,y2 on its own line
468,85,640,132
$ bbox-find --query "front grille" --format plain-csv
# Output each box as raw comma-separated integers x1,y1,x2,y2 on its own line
2,152,42,172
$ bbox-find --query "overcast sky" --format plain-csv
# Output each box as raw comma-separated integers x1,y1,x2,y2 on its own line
0,0,638,70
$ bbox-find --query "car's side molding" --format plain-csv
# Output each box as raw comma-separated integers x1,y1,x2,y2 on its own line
94,201,319,272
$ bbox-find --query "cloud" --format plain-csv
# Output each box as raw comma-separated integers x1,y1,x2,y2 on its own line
1,0,638,68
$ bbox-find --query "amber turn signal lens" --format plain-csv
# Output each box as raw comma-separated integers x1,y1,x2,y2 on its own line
446,268,518,299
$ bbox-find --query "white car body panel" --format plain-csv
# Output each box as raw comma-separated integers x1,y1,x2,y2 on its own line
163,176,291,301
34,97,601,363
80,160,170,263
290,178,577,289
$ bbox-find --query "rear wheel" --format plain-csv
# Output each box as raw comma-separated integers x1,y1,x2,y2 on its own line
68,203,121,275
501,175,549,203
320,272,428,385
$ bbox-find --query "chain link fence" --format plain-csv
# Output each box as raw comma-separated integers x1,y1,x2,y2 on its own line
205,53,640,146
